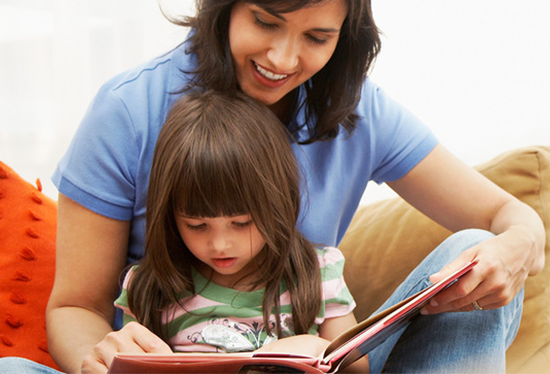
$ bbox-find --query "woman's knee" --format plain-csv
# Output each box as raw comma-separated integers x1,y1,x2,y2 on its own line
433,228,495,260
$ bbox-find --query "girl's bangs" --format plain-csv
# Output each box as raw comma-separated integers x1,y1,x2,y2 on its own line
173,149,252,219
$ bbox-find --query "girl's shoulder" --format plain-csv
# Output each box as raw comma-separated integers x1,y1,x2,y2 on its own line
315,246,346,268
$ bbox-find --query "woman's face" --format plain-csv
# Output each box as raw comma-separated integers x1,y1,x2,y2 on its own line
229,0,348,108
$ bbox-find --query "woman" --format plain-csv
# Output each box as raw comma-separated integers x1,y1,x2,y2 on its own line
6,0,542,373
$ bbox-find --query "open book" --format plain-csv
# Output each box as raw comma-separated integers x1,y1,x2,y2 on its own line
108,259,478,374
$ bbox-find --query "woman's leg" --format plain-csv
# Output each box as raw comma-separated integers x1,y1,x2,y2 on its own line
367,229,523,374
0,357,64,374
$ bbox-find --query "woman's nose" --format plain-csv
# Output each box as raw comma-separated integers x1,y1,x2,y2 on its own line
267,36,299,72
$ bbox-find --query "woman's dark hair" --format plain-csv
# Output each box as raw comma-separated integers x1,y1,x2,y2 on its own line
127,90,322,341
170,0,381,144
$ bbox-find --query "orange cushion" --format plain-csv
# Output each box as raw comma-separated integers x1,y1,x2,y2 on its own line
0,161,59,370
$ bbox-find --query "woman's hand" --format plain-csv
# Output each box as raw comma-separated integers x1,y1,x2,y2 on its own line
81,321,173,374
388,145,545,315
422,225,538,314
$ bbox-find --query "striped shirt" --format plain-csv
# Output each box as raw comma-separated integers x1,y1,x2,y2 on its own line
114,246,355,352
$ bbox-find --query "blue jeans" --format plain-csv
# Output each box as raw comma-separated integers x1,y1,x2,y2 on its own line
0,230,523,374
0,357,62,374
368,229,523,373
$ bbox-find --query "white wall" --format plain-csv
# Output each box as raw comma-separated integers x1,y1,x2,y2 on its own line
1,0,549,203
364,0,550,203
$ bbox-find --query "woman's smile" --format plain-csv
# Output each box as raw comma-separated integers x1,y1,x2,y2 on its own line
229,0,348,107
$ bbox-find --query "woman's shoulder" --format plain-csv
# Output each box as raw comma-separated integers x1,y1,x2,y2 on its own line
96,41,195,103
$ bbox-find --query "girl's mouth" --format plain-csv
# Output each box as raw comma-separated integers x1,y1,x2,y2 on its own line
212,257,238,268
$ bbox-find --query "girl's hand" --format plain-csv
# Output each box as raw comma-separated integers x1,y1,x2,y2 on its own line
422,227,537,314
256,334,331,357
81,322,173,374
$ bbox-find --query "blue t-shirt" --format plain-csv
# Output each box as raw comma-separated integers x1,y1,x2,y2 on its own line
53,40,437,263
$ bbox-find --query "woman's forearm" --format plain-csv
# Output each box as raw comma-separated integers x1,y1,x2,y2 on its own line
47,305,114,373
490,199,546,275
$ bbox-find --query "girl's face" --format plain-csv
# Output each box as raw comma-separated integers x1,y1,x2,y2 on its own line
175,213,267,288
229,0,348,109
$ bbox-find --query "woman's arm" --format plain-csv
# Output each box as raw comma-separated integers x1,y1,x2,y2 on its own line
388,144,545,313
46,194,171,373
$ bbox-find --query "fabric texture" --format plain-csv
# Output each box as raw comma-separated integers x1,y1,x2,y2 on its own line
115,247,355,353
52,40,438,263
0,161,59,370
338,145,550,373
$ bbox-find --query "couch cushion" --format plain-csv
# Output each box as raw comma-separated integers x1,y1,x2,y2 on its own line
0,161,59,369
339,146,550,372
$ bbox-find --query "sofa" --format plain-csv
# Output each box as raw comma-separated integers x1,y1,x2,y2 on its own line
1,145,549,372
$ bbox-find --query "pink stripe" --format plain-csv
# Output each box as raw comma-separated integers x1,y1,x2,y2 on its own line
314,301,356,325
317,246,344,267
322,277,347,300
115,304,136,319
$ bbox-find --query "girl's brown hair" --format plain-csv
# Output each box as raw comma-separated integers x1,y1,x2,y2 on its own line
127,90,322,341
170,0,381,144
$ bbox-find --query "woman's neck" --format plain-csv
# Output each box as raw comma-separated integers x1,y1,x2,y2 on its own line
268,90,297,124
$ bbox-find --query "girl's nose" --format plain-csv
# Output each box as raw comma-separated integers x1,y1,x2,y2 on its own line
266,36,299,72
210,230,231,252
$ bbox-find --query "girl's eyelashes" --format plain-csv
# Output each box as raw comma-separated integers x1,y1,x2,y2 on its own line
233,220,253,228
182,218,253,230
186,223,206,231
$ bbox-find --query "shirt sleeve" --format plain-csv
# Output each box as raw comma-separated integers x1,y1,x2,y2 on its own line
357,78,439,183
316,247,356,322
114,266,138,324
52,82,139,220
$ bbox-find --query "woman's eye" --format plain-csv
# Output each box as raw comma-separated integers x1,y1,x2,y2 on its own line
254,15,277,30
307,34,328,46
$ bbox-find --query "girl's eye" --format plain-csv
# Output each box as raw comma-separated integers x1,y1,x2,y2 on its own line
186,223,206,231
233,220,253,228
254,15,277,30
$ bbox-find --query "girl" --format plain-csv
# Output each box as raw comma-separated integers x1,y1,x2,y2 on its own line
34,0,544,373
114,90,368,372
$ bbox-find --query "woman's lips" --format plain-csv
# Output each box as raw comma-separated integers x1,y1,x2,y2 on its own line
212,257,238,268
252,61,292,89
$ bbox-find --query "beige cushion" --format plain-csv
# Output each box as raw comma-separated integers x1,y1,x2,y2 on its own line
339,146,550,373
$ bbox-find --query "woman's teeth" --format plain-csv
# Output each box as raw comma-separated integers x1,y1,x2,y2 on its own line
254,63,288,81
